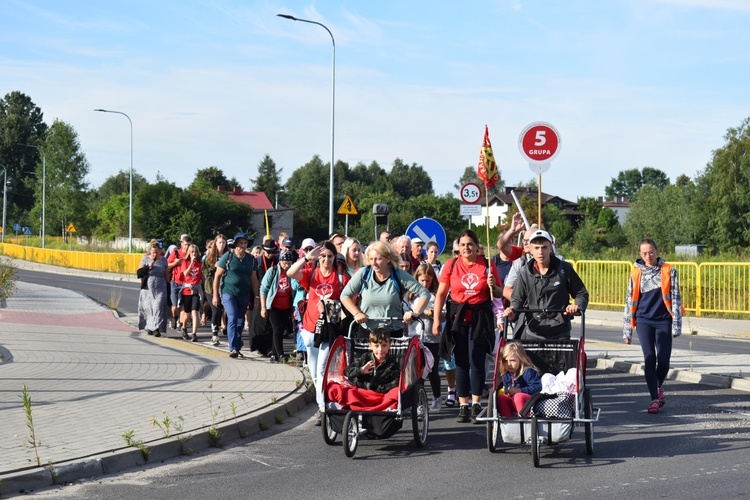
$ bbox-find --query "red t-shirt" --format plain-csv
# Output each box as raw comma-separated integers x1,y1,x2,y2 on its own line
168,248,188,284
506,245,524,262
298,268,350,333
271,274,292,309
181,260,203,295
440,256,502,305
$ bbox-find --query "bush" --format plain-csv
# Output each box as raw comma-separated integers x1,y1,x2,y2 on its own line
0,258,16,305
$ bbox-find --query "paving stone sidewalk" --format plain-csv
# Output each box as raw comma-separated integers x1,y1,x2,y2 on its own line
0,282,308,481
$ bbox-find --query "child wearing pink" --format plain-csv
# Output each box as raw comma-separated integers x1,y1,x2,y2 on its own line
498,342,542,417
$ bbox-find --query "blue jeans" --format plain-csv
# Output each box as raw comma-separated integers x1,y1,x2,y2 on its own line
636,319,673,400
300,328,330,411
222,293,249,352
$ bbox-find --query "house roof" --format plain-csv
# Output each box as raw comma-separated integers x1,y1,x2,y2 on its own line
220,187,274,210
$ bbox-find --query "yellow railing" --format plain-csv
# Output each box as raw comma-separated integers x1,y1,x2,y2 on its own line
2,243,750,317
0,243,141,274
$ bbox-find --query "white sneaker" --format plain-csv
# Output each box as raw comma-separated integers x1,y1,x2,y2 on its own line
430,396,443,412
211,335,220,346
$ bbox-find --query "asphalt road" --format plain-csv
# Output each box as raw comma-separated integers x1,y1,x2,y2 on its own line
30,369,750,499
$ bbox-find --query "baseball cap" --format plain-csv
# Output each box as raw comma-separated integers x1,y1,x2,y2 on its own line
301,237,316,250
180,233,192,242
282,236,294,248
529,229,553,244
412,237,425,245
279,250,295,262
262,238,278,253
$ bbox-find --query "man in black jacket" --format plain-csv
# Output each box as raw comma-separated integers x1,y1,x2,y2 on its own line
504,229,589,340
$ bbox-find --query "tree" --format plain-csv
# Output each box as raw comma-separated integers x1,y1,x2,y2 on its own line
251,155,282,203
576,196,602,223
389,158,434,199
285,155,328,240
30,119,90,237
596,207,620,230
190,166,241,192
695,117,750,251
0,91,48,214
623,184,699,252
96,170,149,201
605,167,669,200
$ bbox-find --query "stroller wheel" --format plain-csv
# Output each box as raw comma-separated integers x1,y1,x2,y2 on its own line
322,411,337,445
486,392,499,453
343,411,358,458
412,383,429,447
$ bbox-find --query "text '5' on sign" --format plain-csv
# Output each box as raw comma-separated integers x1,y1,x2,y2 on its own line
337,195,358,216
518,121,562,175
66,223,77,233
460,182,481,204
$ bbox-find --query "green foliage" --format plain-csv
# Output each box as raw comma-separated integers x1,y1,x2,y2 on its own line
596,207,619,231
695,117,750,251
29,119,91,238
96,170,149,201
21,384,42,467
93,193,129,240
454,165,504,199
389,158,434,199
605,166,669,200
285,155,329,240
573,219,600,255
0,258,16,301
0,91,48,213
250,155,281,203
576,196,602,223
190,165,242,192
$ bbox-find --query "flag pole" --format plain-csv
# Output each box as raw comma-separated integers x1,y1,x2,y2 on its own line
485,185,494,300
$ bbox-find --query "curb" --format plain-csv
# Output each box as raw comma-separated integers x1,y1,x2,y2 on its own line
590,357,750,392
0,373,312,497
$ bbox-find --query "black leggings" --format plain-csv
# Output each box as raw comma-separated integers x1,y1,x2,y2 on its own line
424,343,441,398
206,293,224,333
268,308,293,359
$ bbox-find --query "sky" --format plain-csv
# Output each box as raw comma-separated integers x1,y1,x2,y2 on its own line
2,0,749,205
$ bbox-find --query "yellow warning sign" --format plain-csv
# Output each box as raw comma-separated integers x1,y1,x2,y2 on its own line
337,195,358,216
66,223,77,233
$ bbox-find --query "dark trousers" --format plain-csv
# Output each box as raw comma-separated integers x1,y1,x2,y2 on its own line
453,326,490,399
268,308,293,360
636,319,673,400
424,343,441,398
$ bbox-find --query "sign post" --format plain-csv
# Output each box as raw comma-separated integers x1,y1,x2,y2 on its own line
405,217,447,255
337,196,358,236
459,182,481,229
518,122,562,227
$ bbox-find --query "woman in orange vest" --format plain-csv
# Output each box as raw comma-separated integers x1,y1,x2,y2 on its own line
623,238,683,414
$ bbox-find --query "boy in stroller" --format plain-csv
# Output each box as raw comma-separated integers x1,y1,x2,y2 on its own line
327,328,400,410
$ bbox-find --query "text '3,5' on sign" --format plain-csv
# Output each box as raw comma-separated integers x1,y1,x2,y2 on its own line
460,182,481,204
518,122,561,175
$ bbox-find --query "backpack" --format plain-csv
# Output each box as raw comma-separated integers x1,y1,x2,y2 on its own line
359,264,405,300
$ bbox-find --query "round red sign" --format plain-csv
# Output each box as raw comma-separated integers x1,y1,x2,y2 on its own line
518,122,561,164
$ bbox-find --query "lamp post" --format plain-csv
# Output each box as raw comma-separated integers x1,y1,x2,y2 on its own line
0,165,6,244
277,13,336,235
18,144,46,248
275,187,285,209
94,109,133,253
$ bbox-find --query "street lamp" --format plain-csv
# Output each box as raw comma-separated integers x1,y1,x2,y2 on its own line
277,13,336,235
275,187,285,209
18,144,46,248
94,109,133,253
0,165,7,244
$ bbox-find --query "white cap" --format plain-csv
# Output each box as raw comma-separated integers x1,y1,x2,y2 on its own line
301,237,316,249
412,237,425,244
529,229,553,244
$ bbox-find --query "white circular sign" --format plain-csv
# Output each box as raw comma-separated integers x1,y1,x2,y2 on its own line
460,182,482,204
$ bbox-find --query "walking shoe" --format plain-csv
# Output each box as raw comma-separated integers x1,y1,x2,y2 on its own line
229,350,239,358
146,330,154,336
445,389,456,408
211,335,220,346
456,405,470,423
191,334,198,342
170,318,177,330
430,396,443,412
657,388,666,407
315,411,322,426
648,399,660,414
176,321,183,331
181,330,189,341
154,331,161,338
471,403,482,424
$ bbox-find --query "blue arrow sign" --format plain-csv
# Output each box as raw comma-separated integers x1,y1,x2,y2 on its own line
13,223,21,232
406,217,447,255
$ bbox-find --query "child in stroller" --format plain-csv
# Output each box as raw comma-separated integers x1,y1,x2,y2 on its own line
498,342,542,417
328,328,401,410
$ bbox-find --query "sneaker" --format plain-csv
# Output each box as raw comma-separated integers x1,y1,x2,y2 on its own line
170,318,177,330
315,411,322,426
191,334,198,342
146,330,154,336
648,399,660,414
229,350,239,358
154,331,161,338
430,396,443,412
445,390,456,408
176,321,183,331
456,405,470,423
211,335,220,346
471,403,482,424
181,330,189,341
657,388,666,407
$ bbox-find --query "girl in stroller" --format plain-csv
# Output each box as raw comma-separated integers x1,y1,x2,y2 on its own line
498,342,542,417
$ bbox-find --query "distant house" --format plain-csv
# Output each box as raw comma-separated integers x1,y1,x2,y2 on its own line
600,196,631,226
469,186,581,228
219,187,294,240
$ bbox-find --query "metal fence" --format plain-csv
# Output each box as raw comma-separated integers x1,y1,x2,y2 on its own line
2,243,749,317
